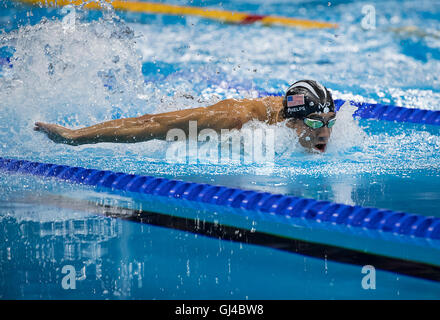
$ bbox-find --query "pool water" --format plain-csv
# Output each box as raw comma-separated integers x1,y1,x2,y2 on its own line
1,0,440,299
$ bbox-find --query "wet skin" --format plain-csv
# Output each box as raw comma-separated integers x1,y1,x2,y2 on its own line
34,96,336,152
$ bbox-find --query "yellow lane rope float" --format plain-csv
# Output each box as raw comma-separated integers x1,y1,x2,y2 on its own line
19,0,339,29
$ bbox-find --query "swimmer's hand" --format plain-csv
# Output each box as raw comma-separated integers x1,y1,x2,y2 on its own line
34,122,78,145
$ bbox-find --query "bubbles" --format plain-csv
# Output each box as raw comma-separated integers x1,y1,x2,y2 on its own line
0,8,146,124
0,6,152,159
327,100,368,154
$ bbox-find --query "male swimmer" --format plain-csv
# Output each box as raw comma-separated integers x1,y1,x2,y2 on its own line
34,79,336,153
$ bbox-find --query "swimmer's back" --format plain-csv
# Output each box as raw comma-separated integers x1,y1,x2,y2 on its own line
206,95,283,125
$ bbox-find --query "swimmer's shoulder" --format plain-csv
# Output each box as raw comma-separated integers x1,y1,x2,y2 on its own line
221,96,283,122
247,96,283,123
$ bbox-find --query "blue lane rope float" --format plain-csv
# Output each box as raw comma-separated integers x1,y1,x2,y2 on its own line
338,100,440,125
1,156,440,240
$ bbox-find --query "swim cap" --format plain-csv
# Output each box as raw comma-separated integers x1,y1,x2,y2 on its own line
282,80,335,119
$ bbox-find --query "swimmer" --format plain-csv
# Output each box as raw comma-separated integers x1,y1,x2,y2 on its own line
34,79,336,153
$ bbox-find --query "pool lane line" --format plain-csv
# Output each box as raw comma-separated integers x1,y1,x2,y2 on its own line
18,0,339,29
17,193,440,283
336,99,440,126
1,157,440,243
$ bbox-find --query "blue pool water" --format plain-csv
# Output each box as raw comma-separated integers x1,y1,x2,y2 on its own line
1,0,440,299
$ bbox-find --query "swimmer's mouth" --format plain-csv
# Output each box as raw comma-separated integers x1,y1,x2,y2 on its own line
314,143,327,152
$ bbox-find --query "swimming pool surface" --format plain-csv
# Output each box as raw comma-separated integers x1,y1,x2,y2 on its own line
1,0,440,299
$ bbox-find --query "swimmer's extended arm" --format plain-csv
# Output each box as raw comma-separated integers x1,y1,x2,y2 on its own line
34,99,267,145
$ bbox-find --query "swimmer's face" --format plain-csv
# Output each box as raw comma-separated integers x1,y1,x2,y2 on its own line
286,112,336,153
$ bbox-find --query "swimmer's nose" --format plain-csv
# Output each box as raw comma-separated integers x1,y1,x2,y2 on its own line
316,126,331,142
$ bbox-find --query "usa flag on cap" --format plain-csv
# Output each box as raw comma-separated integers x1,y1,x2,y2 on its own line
287,94,305,107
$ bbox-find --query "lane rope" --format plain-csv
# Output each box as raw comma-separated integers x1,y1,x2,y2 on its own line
1,156,440,240
18,0,339,29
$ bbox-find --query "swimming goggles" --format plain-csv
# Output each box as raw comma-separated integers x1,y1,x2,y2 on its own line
303,117,336,129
